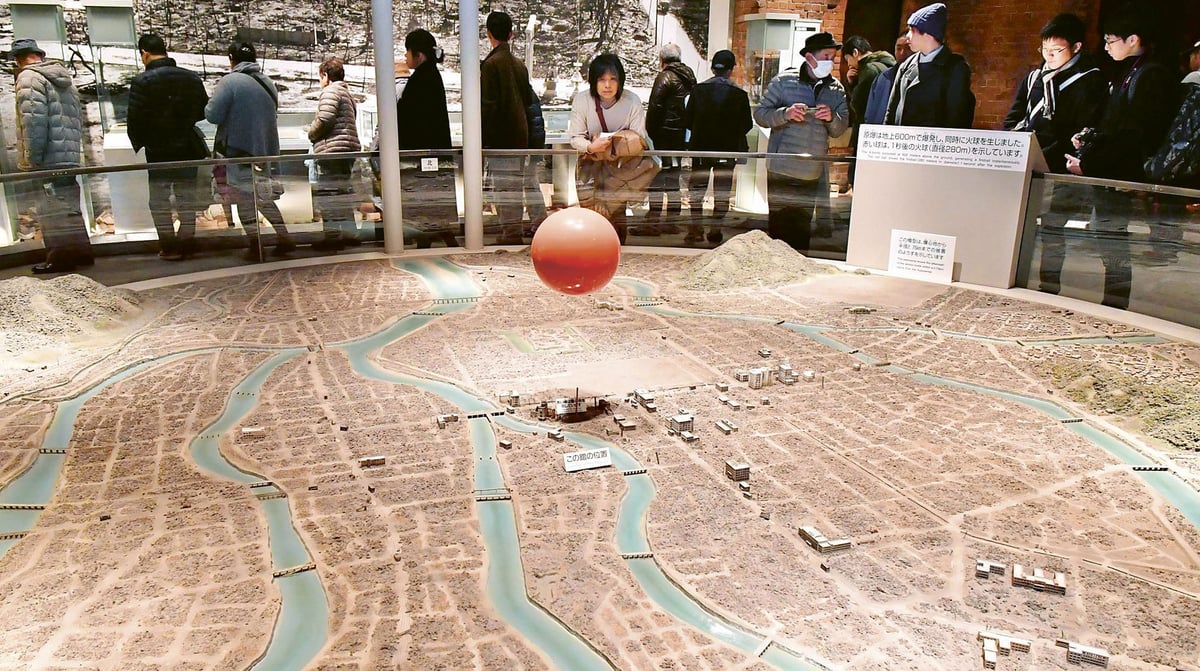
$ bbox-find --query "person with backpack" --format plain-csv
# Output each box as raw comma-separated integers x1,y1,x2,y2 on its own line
1002,14,1106,295
127,34,210,261
205,40,295,261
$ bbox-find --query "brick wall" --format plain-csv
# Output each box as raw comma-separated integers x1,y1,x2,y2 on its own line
730,0,848,86
730,0,1109,130
898,0,1104,129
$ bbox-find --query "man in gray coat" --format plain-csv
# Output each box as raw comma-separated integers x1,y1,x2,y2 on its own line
205,40,294,261
754,32,849,251
12,38,93,273
305,56,361,250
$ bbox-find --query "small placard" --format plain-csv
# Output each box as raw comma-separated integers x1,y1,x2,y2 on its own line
563,447,612,473
858,125,1030,172
888,230,956,283
420,157,438,172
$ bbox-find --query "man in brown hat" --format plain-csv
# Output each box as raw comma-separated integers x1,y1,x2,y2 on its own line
11,38,93,273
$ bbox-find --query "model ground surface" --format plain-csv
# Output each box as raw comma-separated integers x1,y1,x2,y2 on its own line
0,233,1197,671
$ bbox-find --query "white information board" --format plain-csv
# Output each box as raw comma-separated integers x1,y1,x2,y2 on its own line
563,447,612,473
888,230,957,283
858,126,1031,172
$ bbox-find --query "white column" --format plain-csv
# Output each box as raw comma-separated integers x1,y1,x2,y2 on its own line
460,0,484,249
372,0,404,253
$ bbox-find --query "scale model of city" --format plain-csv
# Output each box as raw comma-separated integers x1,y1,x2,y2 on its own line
1,232,1197,671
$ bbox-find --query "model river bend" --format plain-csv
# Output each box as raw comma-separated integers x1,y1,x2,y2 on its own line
0,256,1196,671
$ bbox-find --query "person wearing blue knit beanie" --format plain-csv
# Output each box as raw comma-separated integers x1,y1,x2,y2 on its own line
883,2,975,128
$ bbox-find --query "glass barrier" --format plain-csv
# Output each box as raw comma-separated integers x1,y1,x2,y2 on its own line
1020,174,1200,328
0,149,853,282
478,148,853,259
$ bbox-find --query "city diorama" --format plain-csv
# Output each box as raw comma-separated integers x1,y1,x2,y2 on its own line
0,232,1198,670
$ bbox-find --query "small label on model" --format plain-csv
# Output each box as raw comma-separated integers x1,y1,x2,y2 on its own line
563,447,612,473
888,229,956,283
421,157,438,172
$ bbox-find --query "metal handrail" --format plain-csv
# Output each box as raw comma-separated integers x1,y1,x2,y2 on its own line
0,149,853,183
1035,172,1200,199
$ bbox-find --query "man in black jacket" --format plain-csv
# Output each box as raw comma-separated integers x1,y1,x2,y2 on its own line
481,11,533,244
646,43,696,229
1064,9,1175,309
683,49,750,244
884,2,975,128
1004,14,1107,296
127,34,210,260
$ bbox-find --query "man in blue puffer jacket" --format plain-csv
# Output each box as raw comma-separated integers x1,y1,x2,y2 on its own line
12,38,93,273
754,32,849,251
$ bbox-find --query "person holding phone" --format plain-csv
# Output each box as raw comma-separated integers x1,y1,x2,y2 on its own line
753,32,849,251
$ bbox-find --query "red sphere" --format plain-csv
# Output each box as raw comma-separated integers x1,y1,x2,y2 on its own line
530,207,621,295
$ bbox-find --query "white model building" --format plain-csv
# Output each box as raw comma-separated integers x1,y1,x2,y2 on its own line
798,526,851,553
725,460,750,481
680,430,698,443
669,414,694,433
758,347,771,357
1057,640,1109,667
547,429,565,442
240,426,264,437
633,389,657,412
716,382,730,392
748,367,773,389
1012,564,1067,595
734,370,750,382
715,419,733,435
978,630,1031,669
975,559,1006,578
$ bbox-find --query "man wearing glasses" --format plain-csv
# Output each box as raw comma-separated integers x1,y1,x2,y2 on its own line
1063,8,1174,309
1004,14,1106,296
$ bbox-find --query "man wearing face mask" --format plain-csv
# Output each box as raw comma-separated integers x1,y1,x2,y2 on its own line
754,32,849,251
884,2,976,128
1003,13,1106,296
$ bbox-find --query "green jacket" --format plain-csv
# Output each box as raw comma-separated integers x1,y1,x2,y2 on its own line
850,51,896,126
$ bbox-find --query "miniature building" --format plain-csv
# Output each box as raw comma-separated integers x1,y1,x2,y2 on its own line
716,382,729,392
728,400,742,411
725,460,750,482
852,363,863,371
718,394,730,404
734,370,749,382
547,429,565,442
498,440,512,450
758,347,771,357
802,370,816,382
359,456,386,467
747,367,773,389
798,525,851,553
669,414,694,433
1012,564,1067,595
725,420,739,432
616,418,637,431
680,430,698,443
240,426,264,437
760,396,770,405
596,300,614,310
982,638,998,669
979,630,1032,669
715,419,733,435
738,481,750,492
634,389,657,412
975,559,1007,578
1060,640,1109,667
